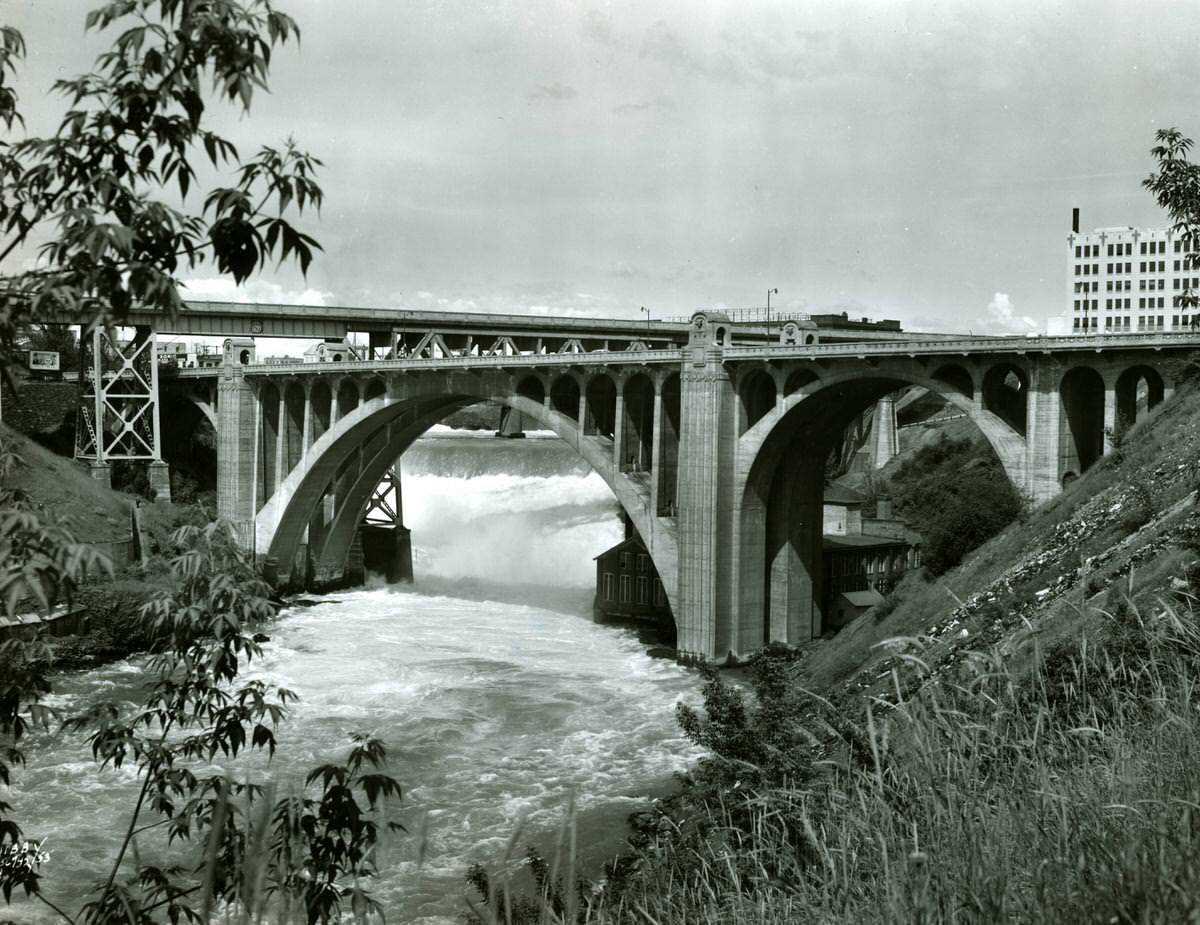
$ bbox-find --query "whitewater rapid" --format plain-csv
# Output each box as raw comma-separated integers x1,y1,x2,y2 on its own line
4,430,702,924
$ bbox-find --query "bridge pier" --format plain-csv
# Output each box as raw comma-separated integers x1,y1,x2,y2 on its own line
216,364,258,550
868,396,899,470
676,313,737,661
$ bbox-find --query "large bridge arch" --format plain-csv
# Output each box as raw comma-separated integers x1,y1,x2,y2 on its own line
253,374,679,612
731,362,1029,650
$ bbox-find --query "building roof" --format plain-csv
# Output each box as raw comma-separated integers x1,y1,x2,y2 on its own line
823,533,908,550
840,589,885,608
824,483,866,505
593,536,646,561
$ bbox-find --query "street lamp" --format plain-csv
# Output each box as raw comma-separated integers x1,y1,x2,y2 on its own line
766,288,779,339
640,305,650,329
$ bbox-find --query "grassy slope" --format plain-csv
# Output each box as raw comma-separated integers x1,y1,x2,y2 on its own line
582,383,1200,925
1,420,135,542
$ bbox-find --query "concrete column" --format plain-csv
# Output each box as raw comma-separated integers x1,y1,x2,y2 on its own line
676,312,737,661
577,388,587,432
868,396,899,469
1102,379,1117,453
302,380,314,459
217,366,259,552
274,386,286,496
330,377,343,427
613,388,625,469
649,385,664,518
1025,357,1062,504
88,463,112,487
147,460,171,502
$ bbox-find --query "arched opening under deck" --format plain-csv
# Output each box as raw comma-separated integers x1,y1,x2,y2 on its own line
737,371,1027,654
255,387,679,644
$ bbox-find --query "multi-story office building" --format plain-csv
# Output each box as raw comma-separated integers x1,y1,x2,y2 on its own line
1067,209,1200,334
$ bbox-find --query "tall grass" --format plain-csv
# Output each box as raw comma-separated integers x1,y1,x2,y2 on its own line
474,592,1200,924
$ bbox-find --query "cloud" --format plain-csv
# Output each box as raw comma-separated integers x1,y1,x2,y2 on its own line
611,260,638,278
612,95,675,116
983,292,1039,333
528,83,577,102
582,10,615,46
179,278,334,307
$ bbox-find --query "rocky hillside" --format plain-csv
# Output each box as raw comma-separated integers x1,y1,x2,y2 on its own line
805,376,1200,694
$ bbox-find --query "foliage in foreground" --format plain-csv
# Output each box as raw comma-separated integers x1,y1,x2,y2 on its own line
2,521,404,924
0,0,322,377
468,578,1200,924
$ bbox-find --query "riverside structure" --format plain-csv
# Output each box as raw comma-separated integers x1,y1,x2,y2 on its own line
57,301,1199,662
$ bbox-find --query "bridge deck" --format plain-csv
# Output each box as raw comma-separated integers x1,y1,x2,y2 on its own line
172,330,1200,378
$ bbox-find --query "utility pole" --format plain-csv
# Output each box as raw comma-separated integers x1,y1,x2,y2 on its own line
766,287,778,341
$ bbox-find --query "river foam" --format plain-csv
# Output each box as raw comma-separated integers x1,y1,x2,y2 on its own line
5,429,701,924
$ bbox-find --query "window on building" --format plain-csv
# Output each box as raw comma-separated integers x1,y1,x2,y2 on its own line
1139,262,1146,272
637,575,649,604
1094,264,1099,274
620,574,632,603
1126,261,1132,272
1075,245,1082,258
1160,260,1166,272
637,553,649,573
603,572,615,602
1073,318,1080,329
1141,242,1148,254
1176,241,1182,253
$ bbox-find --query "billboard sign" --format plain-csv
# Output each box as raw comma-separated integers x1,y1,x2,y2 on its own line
28,350,60,371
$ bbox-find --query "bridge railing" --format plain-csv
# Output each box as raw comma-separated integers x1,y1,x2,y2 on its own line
721,330,1200,359
176,346,687,378
172,330,1200,378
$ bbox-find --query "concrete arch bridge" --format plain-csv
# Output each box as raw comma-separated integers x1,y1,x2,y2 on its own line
171,311,1194,662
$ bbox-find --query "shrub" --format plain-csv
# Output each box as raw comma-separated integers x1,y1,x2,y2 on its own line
1120,483,1154,535
885,436,1024,576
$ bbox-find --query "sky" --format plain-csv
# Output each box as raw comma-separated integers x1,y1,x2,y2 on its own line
5,0,1200,337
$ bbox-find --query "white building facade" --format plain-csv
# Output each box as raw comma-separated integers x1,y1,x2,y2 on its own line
1067,223,1200,334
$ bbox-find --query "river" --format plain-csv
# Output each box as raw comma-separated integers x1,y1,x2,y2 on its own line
4,428,702,924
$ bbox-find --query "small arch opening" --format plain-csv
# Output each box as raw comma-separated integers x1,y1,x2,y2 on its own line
740,369,777,431
1116,364,1166,426
932,363,975,400
364,378,386,401
1059,366,1106,478
516,375,545,405
621,373,654,472
981,362,1028,435
550,375,581,419
585,375,617,439
784,367,819,396
337,379,360,419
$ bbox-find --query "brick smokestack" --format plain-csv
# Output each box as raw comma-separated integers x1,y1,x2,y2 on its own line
1072,207,1080,234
